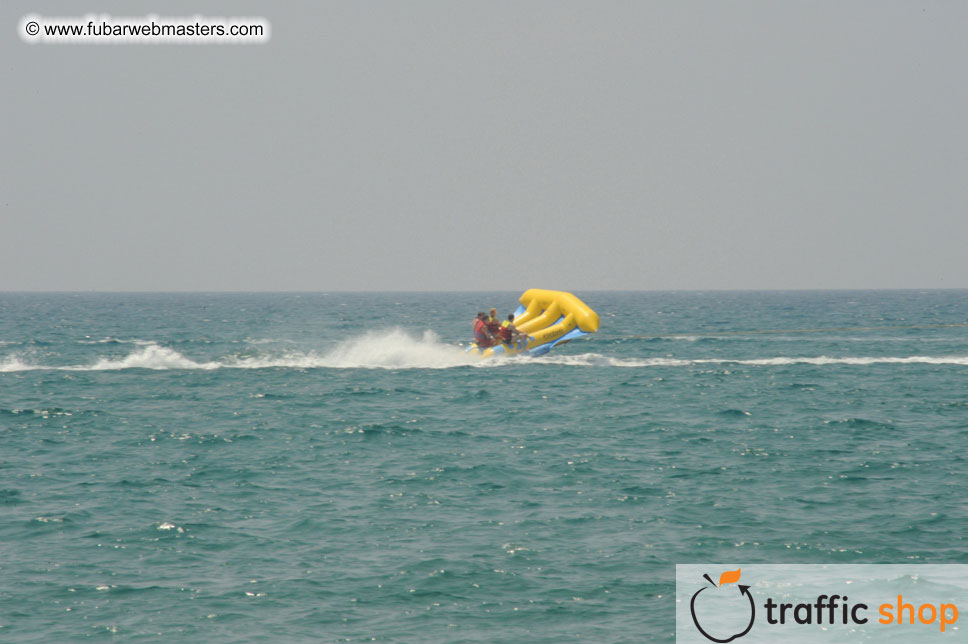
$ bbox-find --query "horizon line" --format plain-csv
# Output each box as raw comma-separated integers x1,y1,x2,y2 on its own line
2,287,968,295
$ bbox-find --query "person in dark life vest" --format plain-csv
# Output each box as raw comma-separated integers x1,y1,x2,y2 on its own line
501,313,530,348
473,312,494,348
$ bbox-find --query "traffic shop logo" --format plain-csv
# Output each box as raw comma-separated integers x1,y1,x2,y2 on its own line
689,569,755,643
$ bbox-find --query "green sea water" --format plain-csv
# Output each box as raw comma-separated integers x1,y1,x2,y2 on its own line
2,291,968,642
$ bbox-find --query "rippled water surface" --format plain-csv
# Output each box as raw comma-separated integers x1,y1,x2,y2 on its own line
2,291,968,642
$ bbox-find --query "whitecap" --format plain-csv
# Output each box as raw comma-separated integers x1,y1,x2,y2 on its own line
79,344,220,371
4,333,968,372
226,329,484,370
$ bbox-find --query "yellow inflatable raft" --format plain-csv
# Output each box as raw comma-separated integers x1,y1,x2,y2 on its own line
469,289,600,358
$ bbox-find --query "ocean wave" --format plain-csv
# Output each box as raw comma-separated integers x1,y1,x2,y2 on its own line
727,355,968,366
0,330,487,372
260,329,482,370
87,344,220,370
530,353,968,368
222,330,485,370
0,356,38,372
530,354,691,367
4,334,968,372
243,337,294,346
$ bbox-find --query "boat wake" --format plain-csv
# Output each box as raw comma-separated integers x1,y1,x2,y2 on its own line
3,331,968,372
533,353,968,367
0,330,486,372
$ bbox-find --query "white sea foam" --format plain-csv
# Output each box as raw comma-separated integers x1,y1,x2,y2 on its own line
157,522,183,533
728,355,968,366
0,355,39,372
243,329,491,369
243,337,293,346
3,334,968,372
0,330,486,372
82,344,221,371
532,353,968,368
531,353,692,368
235,329,482,370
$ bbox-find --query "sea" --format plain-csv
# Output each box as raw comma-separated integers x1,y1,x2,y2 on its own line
2,290,967,643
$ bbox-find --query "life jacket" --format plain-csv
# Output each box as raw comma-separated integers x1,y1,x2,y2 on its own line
486,316,501,334
473,318,489,345
499,320,513,342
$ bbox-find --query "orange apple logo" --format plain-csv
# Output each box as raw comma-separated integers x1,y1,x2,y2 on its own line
689,568,755,642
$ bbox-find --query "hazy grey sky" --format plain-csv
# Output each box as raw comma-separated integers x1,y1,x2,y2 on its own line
3,1,966,291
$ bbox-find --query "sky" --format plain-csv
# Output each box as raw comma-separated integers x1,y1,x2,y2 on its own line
2,1,966,291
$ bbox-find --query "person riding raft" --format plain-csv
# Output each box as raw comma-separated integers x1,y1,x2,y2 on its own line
473,311,496,348
499,313,530,349
485,308,502,337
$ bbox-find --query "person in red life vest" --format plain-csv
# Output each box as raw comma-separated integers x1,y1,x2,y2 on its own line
473,312,495,348
485,308,502,337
